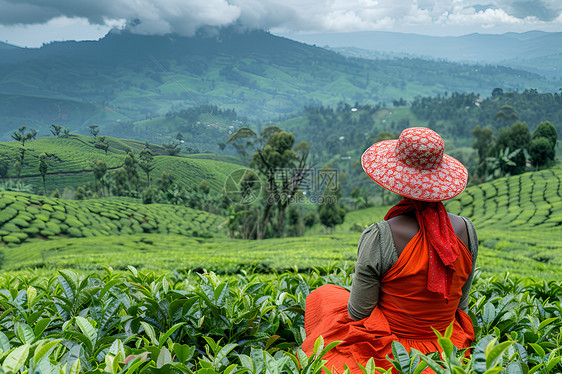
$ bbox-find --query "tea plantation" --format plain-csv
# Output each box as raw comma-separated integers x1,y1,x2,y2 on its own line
0,135,243,194
444,165,562,279
0,267,560,373
2,166,562,279
0,166,561,373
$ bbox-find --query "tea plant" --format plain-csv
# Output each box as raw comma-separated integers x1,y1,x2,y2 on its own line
0,267,560,373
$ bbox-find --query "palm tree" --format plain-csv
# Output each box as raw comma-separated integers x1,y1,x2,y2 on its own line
486,147,529,179
39,153,48,195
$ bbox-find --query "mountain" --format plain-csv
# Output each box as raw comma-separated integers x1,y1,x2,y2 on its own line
0,42,21,51
285,30,562,78
0,28,559,140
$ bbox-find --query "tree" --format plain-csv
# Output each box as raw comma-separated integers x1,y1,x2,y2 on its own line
123,151,140,192
472,125,494,161
14,148,25,179
89,124,100,138
163,142,181,156
38,153,48,194
94,136,110,155
486,147,526,179
250,128,311,239
318,188,346,231
91,160,108,195
75,186,86,200
139,148,155,185
12,126,36,147
50,124,62,137
493,121,531,175
492,88,504,97
532,121,558,150
157,171,175,192
374,131,398,143
472,125,494,178
350,186,366,209
287,205,302,236
198,180,211,195
529,137,555,170
494,105,519,129
303,211,317,228
0,159,8,181
111,168,128,196
226,127,257,159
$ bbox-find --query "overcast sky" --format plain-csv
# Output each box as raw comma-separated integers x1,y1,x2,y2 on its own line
1,0,561,47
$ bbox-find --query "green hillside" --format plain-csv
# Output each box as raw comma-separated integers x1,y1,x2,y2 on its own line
0,192,225,241
0,134,243,194
444,165,562,275
1,29,558,140
2,166,561,280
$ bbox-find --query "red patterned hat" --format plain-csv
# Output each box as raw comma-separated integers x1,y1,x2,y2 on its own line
361,127,468,202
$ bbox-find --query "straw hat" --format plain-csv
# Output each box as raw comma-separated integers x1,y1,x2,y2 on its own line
361,127,468,202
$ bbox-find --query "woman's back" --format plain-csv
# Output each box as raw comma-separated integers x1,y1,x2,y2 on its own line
377,221,473,340
387,212,469,256
302,128,477,373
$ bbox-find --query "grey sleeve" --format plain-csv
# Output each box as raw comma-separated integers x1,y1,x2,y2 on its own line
458,217,478,313
347,222,397,321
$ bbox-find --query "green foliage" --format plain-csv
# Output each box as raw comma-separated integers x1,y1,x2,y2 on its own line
529,137,555,170
0,191,225,248
138,148,155,185
411,90,562,140
529,122,558,169
318,190,346,230
2,29,558,142
532,121,558,148
0,268,560,373
0,134,242,195
38,153,48,195
11,126,37,147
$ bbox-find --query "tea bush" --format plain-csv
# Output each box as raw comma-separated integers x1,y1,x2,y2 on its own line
0,268,560,373
0,192,224,246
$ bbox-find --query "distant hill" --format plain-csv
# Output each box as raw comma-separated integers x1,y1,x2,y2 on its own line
286,30,562,79
0,42,20,51
0,27,558,141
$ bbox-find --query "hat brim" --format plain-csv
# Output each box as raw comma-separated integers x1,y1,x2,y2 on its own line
361,140,468,202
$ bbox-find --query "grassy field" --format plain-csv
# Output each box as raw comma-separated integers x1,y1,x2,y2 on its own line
1,166,561,281
0,134,243,194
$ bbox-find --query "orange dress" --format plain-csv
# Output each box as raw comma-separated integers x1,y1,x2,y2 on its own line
302,229,475,373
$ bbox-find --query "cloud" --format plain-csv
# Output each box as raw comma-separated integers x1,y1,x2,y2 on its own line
498,0,562,21
0,0,241,35
0,0,561,37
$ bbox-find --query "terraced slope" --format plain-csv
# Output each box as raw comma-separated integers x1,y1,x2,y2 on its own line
2,167,561,279
443,166,562,276
445,166,562,229
0,191,225,246
0,135,242,193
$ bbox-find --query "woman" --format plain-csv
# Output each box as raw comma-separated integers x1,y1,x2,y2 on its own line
302,127,478,373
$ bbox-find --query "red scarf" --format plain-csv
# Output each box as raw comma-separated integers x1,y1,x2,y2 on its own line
384,198,459,300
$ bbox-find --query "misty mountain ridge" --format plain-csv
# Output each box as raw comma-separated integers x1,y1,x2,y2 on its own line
0,27,559,140
287,30,562,78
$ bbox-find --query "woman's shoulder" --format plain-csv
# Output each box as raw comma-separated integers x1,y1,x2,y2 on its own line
358,220,393,246
452,215,479,252
357,221,398,269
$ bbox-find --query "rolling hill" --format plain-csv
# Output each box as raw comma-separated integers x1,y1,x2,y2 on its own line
0,134,243,195
286,30,562,79
0,28,559,141
2,165,560,280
